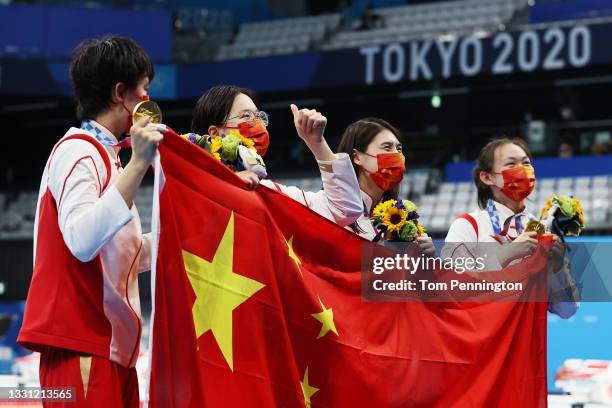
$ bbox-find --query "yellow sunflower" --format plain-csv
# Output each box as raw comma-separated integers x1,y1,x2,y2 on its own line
383,206,408,232
240,135,255,149
416,222,426,235
210,136,223,160
540,196,553,219
572,197,586,226
373,199,394,218
226,129,242,137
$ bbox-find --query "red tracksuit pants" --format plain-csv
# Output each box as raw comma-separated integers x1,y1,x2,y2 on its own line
39,347,139,407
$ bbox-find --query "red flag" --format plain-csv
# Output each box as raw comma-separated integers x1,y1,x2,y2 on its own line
148,132,548,408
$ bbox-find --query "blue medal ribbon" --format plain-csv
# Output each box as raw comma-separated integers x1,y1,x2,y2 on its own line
81,120,131,148
486,199,529,240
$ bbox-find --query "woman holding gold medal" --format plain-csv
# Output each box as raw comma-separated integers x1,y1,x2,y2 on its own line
19,36,165,405
442,138,580,318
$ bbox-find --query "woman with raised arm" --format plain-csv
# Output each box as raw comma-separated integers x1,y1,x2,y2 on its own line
187,85,363,227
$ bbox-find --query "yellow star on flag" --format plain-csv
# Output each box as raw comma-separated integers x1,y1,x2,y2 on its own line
182,212,265,372
286,236,302,275
300,367,319,408
311,297,339,340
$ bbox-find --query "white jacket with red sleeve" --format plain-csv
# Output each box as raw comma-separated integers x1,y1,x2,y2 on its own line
260,152,364,227
442,200,579,319
18,121,149,368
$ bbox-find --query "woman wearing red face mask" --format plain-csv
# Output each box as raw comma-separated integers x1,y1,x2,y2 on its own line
336,118,435,256
446,138,537,247
189,85,364,227
443,137,579,318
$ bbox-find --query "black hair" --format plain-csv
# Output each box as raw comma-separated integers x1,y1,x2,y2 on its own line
474,137,532,209
191,85,256,135
337,117,402,202
70,35,154,120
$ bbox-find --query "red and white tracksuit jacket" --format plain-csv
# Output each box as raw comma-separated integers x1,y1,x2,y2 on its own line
18,122,151,368
442,200,579,319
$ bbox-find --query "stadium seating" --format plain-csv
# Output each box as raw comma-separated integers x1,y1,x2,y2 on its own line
0,192,36,240
418,175,610,234
3,172,608,238
321,0,525,51
214,0,526,60
216,14,341,60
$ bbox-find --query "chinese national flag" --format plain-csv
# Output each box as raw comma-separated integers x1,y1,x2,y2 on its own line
148,132,548,408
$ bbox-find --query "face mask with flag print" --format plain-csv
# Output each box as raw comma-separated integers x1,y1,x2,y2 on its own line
494,165,536,202
362,152,406,191
224,119,270,156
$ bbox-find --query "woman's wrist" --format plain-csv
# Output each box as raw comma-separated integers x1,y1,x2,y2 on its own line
127,156,151,175
496,248,510,268
307,139,336,162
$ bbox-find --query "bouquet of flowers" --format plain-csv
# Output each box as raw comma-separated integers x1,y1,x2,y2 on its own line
181,130,266,178
539,194,586,238
372,199,426,242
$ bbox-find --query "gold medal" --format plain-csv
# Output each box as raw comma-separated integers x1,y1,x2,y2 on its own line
524,220,546,236
132,100,163,124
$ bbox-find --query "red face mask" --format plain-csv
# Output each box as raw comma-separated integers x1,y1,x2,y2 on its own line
362,152,406,191
225,119,270,156
122,93,150,135
495,165,536,202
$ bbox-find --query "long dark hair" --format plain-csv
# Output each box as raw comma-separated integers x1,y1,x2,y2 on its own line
474,137,532,209
336,117,402,202
191,85,256,135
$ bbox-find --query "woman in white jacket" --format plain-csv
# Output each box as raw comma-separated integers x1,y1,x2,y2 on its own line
188,85,363,227
443,137,579,318
334,117,435,255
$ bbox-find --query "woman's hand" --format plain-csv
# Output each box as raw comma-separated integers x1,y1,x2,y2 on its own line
129,116,164,169
116,117,165,207
548,234,566,273
497,231,538,267
291,104,327,144
290,104,336,161
237,170,260,189
415,234,436,257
